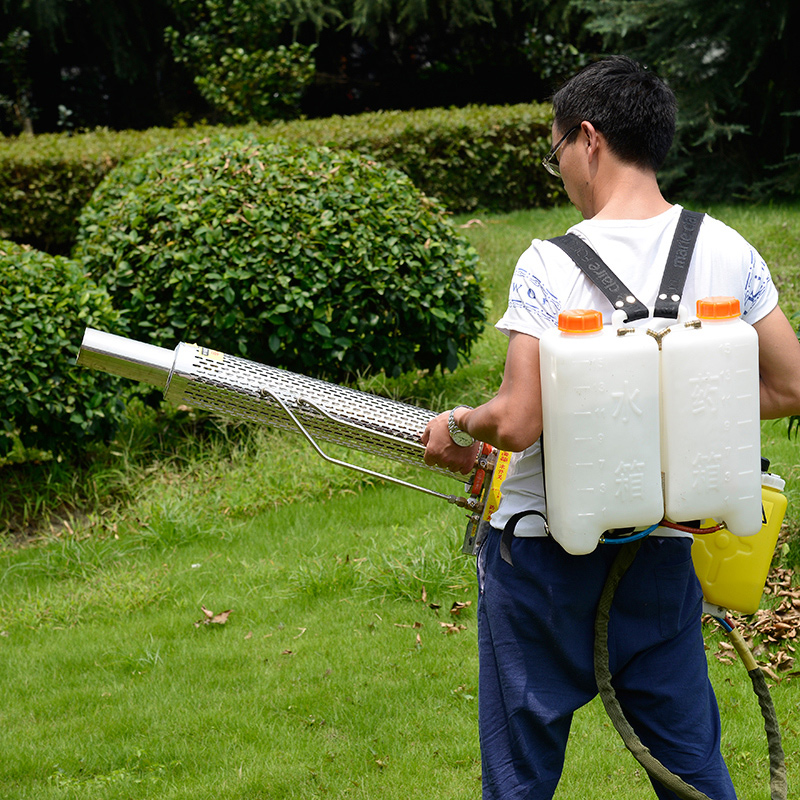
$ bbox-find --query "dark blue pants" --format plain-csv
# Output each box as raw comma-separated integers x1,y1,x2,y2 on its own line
477,532,737,800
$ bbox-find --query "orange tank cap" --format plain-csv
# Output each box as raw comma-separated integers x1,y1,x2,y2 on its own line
558,309,604,333
696,296,741,320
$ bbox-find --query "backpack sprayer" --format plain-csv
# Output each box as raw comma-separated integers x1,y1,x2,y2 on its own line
76,317,787,620
77,309,788,800
538,300,788,800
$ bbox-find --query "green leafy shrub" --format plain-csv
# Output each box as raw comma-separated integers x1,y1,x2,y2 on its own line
0,240,124,466
0,102,560,254
74,134,486,379
189,43,316,122
165,0,316,123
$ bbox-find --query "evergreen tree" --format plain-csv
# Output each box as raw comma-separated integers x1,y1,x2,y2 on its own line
570,0,800,198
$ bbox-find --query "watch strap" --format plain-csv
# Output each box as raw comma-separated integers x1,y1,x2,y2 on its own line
448,406,474,446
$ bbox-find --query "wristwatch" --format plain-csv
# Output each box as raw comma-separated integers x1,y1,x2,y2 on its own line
447,406,475,447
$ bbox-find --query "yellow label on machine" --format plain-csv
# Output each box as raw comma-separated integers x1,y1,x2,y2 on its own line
199,347,224,362
482,450,513,522
186,343,224,362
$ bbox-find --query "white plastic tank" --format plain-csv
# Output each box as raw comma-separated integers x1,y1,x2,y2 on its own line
539,309,664,555
660,297,762,536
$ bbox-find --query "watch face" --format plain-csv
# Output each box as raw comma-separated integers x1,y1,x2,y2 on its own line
451,429,474,447
448,417,473,447
448,408,474,447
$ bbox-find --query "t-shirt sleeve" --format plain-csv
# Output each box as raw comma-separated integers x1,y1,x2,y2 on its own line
495,241,564,339
696,215,778,325
740,244,778,324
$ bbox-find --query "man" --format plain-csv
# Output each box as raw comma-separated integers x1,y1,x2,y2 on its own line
421,55,800,799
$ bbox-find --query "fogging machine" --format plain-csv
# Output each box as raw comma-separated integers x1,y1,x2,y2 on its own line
76,328,502,554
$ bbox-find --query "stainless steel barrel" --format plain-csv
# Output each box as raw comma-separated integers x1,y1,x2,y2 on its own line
77,328,463,481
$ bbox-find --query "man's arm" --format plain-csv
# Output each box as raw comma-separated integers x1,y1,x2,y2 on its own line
753,305,800,419
421,331,543,474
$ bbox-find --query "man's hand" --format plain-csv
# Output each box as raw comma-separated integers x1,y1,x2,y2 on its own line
419,331,543,472
420,411,479,476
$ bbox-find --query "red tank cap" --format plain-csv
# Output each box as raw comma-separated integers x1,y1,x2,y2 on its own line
558,309,603,333
696,296,741,320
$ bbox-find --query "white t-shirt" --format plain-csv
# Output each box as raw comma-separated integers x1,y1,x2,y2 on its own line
491,204,779,537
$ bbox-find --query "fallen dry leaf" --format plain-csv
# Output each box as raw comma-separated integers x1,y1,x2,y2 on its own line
440,622,467,634
708,562,800,682
450,601,472,615
194,605,233,628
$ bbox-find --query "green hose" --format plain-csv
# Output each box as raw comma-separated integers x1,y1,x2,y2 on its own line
724,627,788,800
593,541,788,800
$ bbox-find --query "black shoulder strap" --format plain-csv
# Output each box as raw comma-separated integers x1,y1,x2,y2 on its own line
653,209,705,319
548,234,649,323
548,208,706,322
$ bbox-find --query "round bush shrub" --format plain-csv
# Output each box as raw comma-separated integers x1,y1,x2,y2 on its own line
74,134,486,380
0,241,124,466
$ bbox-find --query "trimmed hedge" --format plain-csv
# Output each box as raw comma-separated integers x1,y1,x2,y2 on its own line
74,134,486,379
0,103,562,254
268,104,563,214
0,127,216,254
0,240,124,466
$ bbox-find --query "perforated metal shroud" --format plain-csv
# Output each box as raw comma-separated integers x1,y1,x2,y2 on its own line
164,344,468,483
77,329,497,554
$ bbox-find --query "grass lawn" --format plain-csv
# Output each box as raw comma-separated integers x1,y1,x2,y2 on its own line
1,202,799,799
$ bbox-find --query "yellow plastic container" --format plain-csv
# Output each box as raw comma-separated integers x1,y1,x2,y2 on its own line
691,473,788,614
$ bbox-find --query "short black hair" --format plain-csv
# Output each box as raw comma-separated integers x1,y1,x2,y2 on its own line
552,55,677,172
